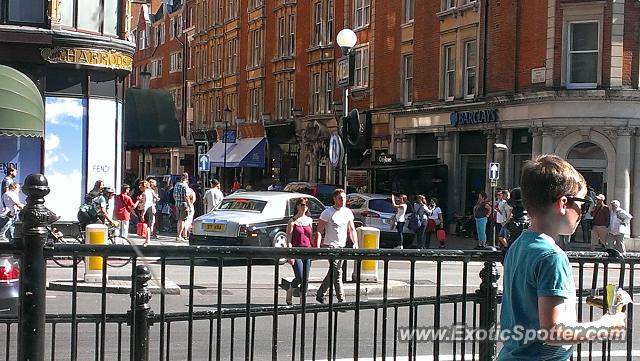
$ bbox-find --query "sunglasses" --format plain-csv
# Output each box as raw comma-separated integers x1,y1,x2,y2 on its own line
297,203,308,207
564,195,592,209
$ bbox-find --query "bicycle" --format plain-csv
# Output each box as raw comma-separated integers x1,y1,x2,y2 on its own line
46,222,131,268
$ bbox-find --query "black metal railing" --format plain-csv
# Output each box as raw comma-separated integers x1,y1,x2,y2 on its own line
3,174,639,361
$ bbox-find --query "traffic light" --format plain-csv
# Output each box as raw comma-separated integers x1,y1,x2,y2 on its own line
342,109,370,149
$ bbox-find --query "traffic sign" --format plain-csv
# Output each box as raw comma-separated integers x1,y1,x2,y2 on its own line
489,162,500,181
198,154,210,172
329,133,344,167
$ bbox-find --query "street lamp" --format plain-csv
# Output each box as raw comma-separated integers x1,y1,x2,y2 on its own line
336,28,357,190
491,142,508,247
223,106,231,192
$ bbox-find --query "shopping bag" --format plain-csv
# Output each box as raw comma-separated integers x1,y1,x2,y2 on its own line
436,229,446,242
136,222,148,237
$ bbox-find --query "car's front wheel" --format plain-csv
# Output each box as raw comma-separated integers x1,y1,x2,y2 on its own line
272,230,288,265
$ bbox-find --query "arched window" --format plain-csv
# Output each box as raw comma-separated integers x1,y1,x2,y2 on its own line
567,142,606,160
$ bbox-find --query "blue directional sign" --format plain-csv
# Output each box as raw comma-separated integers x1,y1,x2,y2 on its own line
489,162,500,181
198,154,210,172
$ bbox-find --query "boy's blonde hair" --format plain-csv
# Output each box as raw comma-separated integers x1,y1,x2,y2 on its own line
520,155,586,217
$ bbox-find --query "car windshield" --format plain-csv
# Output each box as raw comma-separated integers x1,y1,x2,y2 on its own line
218,198,267,212
368,199,396,213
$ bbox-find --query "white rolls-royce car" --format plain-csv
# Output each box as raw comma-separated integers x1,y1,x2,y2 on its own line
189,192,327,247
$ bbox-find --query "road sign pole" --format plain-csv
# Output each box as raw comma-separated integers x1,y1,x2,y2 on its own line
490,148,496,248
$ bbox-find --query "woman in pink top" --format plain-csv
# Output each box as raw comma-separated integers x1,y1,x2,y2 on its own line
285,197,314,305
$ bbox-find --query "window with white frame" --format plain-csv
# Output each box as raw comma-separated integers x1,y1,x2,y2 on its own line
248,88,261,122
325,72,333,112
250,29,262,67
227,0,238,20
463,40,477,98
442,0,455,11
278,17,286,57
403,0,414,23
154,24,165,45
326,0,334,45
353,0,370,29
151,59,162,78
210,47,215,77
215,0,223,24
170,18,175,39
287,80,294,118
288,14,296,55
567,21,599,88
138,28,147,49
313,2,322,46
277,81,285,119
227,38,238,74
354,45,369,88
203,47,208,78
251,0,263,9
443,44,455,100
216,43,223,77
403,54,413,104
312,73,321,114
170,51,183,72
177,15,183,35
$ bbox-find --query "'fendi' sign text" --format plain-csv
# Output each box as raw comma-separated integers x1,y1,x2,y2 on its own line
450,109,498,127
41,47,133,72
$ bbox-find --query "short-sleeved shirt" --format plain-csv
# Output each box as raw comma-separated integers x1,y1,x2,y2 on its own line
498,231,576,360
1,176,14,195
173,181,187,205
320,206,354,248
428,206,442,222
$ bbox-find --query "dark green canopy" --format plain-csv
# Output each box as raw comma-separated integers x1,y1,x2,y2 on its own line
0,65,44,137
124,88,181,149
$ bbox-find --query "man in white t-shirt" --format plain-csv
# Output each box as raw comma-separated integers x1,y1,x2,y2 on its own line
203,179,224,213
315,189,358,303
0,183,24,241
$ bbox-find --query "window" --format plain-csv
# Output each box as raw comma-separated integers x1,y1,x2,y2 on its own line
170,52,183,72
210,47,215,77
177,15,183,35
288,14,296,55
78,0,102,32
250,29,262,67
227,0,238,20
250,0,263,9
312,73,321,114
151,59,162,78
442,0,455,11
403,55,413,104
325,72,333,112
325,1,334,45
215,0,223,24
170,18,175,39
138,28,147,49
7,0,45,24
277,81,285,119
354,46,369,88
567,21,599,88
403,0,414,23
216,43,223,77
227,38,238,74
215,96,222,122
278,17,286,57
203,47,208,78
313,2,322,46
353,0,370,29
248,88,261,122
154,24,165,46
443,45,455,100
287,80,295,118
170,88,183,108
463,40,476,98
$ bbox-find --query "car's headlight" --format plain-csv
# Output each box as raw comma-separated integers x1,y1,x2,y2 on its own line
238,225,259,238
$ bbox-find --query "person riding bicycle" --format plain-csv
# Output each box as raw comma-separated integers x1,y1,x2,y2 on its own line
77,187,117,229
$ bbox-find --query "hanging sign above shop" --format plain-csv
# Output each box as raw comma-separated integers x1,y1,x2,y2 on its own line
41,47,133,72
450,109,498,127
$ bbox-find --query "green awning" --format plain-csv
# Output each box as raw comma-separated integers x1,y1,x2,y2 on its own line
0,65,44,137
124,88,181,149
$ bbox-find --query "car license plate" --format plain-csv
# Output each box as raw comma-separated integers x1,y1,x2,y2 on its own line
204,224,226,232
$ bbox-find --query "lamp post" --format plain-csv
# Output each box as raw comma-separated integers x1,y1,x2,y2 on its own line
223,106,231,192
490,143,508,247
336,28,357,190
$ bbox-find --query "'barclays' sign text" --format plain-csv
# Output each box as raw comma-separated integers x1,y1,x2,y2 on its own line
450,109,498,127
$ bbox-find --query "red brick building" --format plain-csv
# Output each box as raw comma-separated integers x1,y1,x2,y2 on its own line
189,0,640,239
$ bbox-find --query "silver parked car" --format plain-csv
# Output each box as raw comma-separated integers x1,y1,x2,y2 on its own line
190,192,326,247
0,255,19,315
346,193,414,248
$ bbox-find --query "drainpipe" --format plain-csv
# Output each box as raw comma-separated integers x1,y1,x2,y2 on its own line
513,0,520,94
482,0,490,97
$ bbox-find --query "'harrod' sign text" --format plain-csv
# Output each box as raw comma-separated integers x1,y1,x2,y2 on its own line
450,109,498,127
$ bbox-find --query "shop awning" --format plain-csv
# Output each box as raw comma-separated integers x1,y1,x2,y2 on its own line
0,65,44,137
124,88,181,149
206,137,266,168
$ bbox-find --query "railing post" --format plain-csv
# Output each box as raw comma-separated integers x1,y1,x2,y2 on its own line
130,265,153,361
477,260,499,361
19,174,56,361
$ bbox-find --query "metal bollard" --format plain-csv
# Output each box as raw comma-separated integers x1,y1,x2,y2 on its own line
19,174,57,361
477,261,499,361
129,265,153,361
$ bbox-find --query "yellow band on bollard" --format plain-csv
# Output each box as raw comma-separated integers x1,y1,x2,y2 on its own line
87,231,104,270
84,224,108,283
355,227,380,283
362,233,377,271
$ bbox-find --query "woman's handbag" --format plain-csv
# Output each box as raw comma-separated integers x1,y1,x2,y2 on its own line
436,229,446,242
426,219,437,233
136,222,148,237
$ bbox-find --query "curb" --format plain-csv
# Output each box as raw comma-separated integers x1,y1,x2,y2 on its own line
48,276,181,295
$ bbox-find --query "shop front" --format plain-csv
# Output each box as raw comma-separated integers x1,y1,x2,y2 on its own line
392,93,640,237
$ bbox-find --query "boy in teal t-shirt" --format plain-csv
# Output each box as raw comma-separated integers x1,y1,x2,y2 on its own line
498,155,626,360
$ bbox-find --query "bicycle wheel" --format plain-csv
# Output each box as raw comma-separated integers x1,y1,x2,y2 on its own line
106,235,131,267
51,235,83,268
